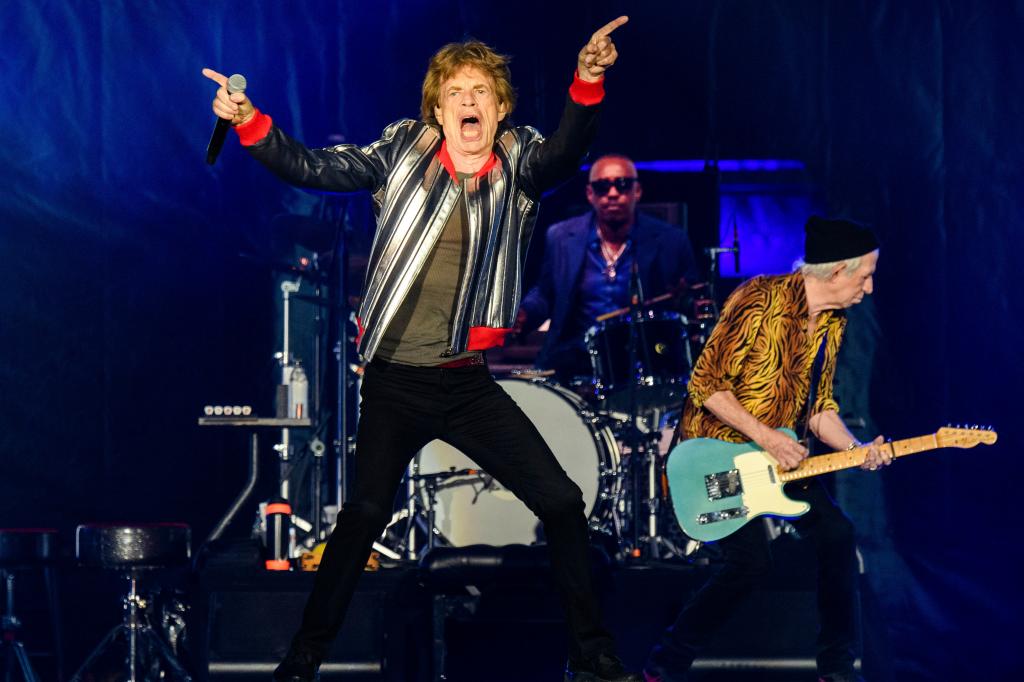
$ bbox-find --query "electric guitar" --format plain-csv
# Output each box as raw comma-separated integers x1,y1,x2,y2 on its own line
666,426,997,543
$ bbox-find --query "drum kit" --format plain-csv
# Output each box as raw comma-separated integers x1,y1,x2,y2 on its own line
375,285,720,563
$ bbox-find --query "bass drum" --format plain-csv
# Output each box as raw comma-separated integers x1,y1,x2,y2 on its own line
415,378,620,547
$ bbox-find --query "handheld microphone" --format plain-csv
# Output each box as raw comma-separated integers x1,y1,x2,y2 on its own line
206,73,248,165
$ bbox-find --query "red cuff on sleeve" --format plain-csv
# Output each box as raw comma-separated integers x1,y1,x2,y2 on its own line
569,70,605,106
234,109,273,146
467,326,511,351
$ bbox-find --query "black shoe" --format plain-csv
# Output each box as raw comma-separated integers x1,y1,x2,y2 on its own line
564,652,643,682
273,645,320,682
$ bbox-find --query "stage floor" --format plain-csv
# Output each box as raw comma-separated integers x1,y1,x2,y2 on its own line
16,537,878,681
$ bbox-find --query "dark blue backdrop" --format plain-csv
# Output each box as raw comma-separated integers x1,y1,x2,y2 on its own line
1,2,1021,679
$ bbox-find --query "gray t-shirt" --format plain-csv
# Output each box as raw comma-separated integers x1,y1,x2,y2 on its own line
376,173,482,366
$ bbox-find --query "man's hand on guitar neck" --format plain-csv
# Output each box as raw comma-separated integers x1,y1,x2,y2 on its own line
858,435,890,471
809,409,891,471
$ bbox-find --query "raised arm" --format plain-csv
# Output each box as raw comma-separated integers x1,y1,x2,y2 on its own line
519,16,629,196
202,67,390,193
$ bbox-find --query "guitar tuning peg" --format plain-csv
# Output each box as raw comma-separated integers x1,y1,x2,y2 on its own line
972,424,979,430
945,422,952,427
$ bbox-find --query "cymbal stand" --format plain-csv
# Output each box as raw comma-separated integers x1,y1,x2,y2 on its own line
618,252,689,561
638,409,689,560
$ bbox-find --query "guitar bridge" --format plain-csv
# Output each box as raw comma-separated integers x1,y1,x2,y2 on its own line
696,506,749,525
704,469,743,501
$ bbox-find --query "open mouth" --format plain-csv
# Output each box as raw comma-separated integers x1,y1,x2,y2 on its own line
459,116,482,140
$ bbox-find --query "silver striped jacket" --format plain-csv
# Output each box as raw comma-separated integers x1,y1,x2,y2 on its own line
247,98,600,360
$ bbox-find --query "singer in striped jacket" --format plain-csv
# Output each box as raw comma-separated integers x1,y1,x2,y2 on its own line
204,15,641,682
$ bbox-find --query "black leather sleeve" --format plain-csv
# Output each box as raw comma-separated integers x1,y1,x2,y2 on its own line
246,119,416,194
518,97,601,199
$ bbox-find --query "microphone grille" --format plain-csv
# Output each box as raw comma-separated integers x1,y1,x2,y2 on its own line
226,73,247,94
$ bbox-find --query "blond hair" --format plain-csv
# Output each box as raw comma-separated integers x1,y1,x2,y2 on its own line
421,40,516,126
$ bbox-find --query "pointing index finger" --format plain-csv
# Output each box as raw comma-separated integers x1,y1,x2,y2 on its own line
593,15,629,40
202,67,228,87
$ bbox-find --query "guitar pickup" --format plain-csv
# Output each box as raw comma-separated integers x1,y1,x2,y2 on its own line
704,469,743,500
697,506,749,525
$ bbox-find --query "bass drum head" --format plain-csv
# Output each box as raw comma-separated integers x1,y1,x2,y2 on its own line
415,378,614,547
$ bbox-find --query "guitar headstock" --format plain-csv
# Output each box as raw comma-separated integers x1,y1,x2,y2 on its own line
937,425,998,448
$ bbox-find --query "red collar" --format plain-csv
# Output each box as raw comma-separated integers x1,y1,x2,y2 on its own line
437,139,498,181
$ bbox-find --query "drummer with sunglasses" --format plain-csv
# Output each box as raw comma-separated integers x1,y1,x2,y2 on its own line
516,154,700,384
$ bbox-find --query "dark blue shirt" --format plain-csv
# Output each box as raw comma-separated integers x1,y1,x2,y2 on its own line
566,221,634,341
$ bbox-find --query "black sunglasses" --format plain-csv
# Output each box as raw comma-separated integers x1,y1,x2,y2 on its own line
589,176,638,196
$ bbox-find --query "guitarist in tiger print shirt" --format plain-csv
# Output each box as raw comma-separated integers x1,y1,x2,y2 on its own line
644,217,890,682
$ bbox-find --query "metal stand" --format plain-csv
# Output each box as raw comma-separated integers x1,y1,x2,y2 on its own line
2,570,40,682
204,433,260,546
374,466,490,561
275,277,303,505
70,574,191,682
618,252,683,560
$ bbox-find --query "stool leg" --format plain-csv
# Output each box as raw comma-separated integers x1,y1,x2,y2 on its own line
127,576,139,682
139,628,192,682
69,625,125,682
10,642,41,682
43,566,64,682
2,570,41,682
70,579,191,682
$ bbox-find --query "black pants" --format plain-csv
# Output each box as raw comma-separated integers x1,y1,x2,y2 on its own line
651,480,860,676
290,359,614,665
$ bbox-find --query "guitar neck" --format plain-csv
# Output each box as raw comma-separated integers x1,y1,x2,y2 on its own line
778,433,941,482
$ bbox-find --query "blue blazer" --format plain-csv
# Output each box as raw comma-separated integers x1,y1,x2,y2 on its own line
520,211,700,367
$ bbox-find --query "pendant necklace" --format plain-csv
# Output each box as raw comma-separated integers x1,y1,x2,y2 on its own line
600,239,627,280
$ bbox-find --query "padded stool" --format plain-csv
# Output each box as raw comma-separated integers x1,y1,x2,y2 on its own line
70,524,192,682
0,529,59,682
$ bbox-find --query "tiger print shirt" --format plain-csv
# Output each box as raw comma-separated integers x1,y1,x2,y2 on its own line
681,272,845,443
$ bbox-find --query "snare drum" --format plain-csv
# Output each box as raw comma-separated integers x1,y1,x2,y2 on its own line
585,310,692,412
414,378,620,547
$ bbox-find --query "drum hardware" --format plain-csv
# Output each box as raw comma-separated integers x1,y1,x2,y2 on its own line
375,466,494,560
583,255,699,562
585,311,692,412
411,379,623,550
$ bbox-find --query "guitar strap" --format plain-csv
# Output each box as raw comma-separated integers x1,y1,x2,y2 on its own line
800,330,829,447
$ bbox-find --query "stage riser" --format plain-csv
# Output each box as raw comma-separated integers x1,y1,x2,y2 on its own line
197,560,855,681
